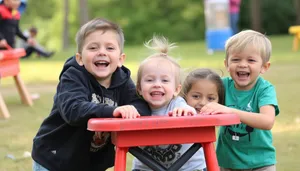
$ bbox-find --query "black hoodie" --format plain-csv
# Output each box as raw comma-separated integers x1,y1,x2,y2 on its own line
32,56,150,171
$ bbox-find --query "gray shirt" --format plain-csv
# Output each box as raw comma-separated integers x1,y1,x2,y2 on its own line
132,96,206,171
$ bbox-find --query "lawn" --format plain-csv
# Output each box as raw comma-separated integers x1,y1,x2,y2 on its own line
0,35,299,171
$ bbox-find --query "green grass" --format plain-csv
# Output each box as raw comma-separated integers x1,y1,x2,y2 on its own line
0,35,300,170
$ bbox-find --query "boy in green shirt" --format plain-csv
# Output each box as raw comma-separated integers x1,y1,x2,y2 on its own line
200,30,279,171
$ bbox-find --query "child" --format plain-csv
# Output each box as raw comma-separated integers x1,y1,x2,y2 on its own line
31,18,151,171
0,0,34,48
21,27,55,58
180,68,225,171
200,30,280,171
180,68,225,114
132,36,206,171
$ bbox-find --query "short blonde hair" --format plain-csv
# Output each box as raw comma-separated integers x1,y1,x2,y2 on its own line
75,18,124,53
136,36,181,91
225,30,272,64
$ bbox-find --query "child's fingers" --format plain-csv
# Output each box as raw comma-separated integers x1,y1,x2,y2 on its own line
183,110,189,116
200,106,207,115
189,110,196,116
127,106,134,119
121,107,129,119
172,108,178,116
170,108,179,117
176,108,184,117
127,105,139,119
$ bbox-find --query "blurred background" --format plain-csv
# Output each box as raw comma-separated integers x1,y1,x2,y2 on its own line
0,0,300,171
19,0,300,51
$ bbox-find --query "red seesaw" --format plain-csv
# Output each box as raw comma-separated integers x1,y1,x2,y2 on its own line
0,44,33,119
88,114,240,171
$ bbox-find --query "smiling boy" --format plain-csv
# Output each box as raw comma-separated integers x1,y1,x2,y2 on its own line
31,18,150,171
200,30,280,171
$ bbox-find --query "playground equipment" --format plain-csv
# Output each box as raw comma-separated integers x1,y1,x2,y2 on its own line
0,45,33,119
88,114,240,171
289,25,300,52
204,0,232,53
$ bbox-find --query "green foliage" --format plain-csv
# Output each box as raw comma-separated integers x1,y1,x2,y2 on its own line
19,0,299,51
239,0,297,35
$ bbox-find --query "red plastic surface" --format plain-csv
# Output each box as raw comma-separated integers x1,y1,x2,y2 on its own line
88,114,240,132
0,48,25,60
88,114,240,171
0,48,26,78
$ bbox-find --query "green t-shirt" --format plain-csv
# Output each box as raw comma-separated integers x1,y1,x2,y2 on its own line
216,77,280,169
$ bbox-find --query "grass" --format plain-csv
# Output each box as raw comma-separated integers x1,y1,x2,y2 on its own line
0,35,300,171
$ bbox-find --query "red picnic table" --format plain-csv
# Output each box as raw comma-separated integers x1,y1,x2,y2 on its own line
0,45,32,119
88,114,240,171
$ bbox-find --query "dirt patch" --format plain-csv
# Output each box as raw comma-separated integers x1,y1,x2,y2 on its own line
0,83,57,96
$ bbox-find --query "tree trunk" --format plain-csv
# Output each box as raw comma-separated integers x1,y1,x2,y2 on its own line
63,0,69,50
79,0,89,26
295,0,300,25
250,0,261,32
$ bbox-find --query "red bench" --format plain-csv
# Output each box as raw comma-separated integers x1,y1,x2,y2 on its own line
88,114,240,171
0,45,33,119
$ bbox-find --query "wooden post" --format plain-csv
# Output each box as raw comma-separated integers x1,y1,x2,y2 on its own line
0,93,10,119
293,35,299,51
13,74,33,106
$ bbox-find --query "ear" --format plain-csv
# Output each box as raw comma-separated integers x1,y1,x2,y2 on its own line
117,53,126,67
174,84,182,97
260,62,270,74
75,53,84,66
224,59,229,72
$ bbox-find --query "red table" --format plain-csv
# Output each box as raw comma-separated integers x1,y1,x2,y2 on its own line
0,46,32,119
88,114,240,171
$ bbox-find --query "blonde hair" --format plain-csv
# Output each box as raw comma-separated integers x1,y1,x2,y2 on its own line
75,18,124,53
136,36,181,92
225,30,272,64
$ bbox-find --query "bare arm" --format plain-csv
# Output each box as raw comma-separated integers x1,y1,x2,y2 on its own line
200,102,276,130
230,105,275,130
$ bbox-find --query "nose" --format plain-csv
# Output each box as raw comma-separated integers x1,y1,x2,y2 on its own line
153,80,162,88
97,47,107,56
238,60,248,68
198,98,208,107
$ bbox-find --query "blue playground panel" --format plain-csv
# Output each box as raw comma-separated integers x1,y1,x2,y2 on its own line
205,28,232,51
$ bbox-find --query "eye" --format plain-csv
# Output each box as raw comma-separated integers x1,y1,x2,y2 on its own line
208,97,216,101
231,58,239,62
192,95,200,99
162,79,169,83
88,46,97,50
107,47,115,50
146,79,153,82
248,59,256,62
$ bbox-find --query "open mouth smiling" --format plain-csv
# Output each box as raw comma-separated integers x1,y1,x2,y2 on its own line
237,71,250,77
94,61,109,67
150,91,165,96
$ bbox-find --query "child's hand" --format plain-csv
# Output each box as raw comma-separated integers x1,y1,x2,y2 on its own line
200,102,232,115
27,38,36,46
0,39,7,47
113,105,140,119
168,107,196,117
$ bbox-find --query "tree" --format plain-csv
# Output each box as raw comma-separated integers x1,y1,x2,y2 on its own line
79,0,89,26
295,0,300,24
250,0,261,32
63,0,69,49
